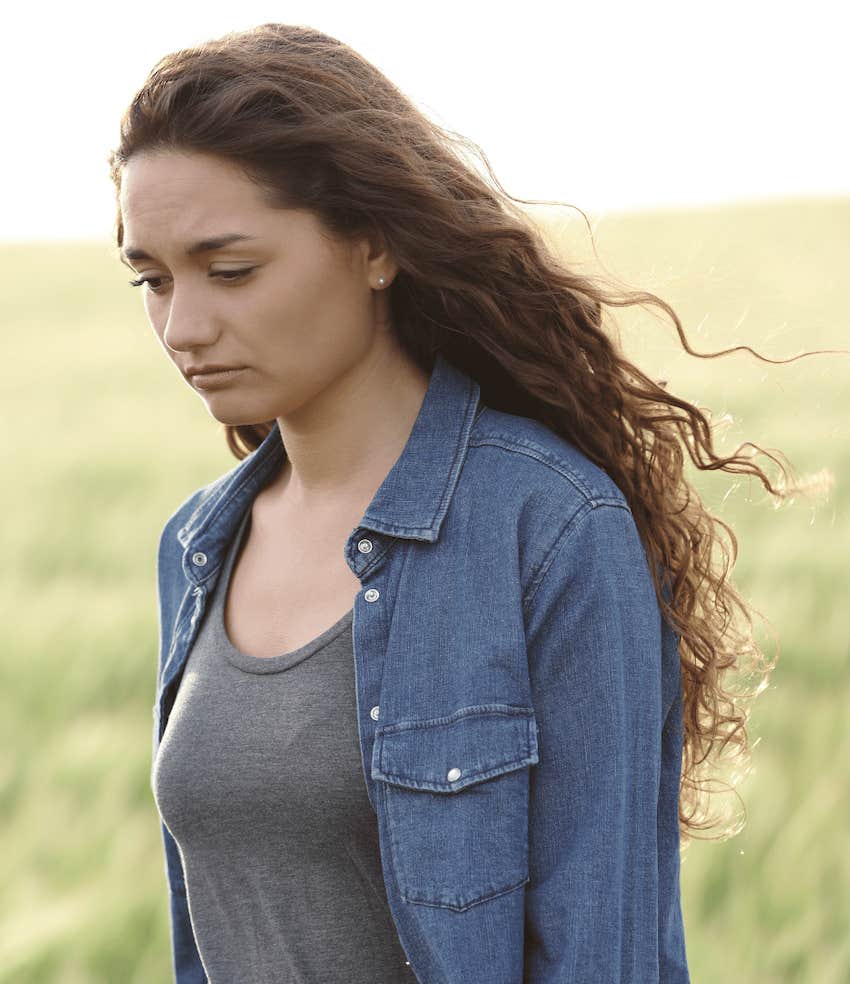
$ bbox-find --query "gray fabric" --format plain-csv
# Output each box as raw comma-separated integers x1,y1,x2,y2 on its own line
152,507,413,983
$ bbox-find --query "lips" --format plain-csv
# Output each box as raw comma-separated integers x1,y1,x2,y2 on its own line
189,367,247,388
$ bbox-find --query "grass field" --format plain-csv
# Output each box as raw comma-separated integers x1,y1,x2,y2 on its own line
1,196,847,982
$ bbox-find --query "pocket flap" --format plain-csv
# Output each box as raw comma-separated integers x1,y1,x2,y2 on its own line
371,703,539,793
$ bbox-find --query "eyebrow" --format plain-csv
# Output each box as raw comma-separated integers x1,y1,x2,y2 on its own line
119,233,260,267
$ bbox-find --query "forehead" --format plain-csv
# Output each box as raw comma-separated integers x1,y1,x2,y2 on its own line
120,150,264,227
118,149,350,265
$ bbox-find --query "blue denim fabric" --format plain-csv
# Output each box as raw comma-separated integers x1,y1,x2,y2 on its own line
153,351,690,983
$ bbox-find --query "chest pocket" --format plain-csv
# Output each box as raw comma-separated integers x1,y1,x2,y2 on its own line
371,703,539,912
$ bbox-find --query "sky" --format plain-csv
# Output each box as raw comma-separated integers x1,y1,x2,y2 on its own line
2,0,847,242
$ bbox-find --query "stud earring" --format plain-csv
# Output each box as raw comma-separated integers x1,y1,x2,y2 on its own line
376,276,386,288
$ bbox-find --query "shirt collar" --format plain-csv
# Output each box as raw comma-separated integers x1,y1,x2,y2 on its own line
177,352,482,576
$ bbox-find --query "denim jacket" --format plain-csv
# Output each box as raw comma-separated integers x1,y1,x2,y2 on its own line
153,351,690,983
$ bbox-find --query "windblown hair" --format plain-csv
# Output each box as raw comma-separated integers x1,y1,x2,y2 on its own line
107,23,828,844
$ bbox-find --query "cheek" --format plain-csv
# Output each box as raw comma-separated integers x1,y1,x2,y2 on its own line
271,278,367,346
268,254,355,318
143,293,161,329
144,301,169,349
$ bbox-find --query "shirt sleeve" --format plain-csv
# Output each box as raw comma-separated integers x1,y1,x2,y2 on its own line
155,514,209,984
521,500,673,983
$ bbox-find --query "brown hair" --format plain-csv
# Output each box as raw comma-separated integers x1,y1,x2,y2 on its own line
107,23,839,844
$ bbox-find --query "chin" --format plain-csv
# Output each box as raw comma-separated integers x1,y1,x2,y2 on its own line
203,404,273,428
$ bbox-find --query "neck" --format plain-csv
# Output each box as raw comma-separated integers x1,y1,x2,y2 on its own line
271,345,431,512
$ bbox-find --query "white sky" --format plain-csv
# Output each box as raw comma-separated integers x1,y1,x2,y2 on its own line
2,0,847,241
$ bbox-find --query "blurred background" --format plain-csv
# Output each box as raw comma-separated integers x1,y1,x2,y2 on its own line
1,1,848,981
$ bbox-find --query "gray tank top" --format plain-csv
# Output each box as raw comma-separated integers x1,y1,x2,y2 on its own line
152,507,414,983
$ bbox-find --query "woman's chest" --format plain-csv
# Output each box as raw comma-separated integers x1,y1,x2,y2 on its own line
223,509,362,658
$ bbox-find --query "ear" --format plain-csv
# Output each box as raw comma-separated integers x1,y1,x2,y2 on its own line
360,226,399,286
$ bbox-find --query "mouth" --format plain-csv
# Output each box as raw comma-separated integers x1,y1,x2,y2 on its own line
189,367,247,388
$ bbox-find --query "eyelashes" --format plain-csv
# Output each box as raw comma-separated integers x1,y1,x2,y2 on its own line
127,268,257,291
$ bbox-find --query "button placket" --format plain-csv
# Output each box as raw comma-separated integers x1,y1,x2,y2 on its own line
355,539,381,732
189,585,205,627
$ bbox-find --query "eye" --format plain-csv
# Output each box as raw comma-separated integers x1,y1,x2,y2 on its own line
128,275,166,291
127,268,257,292
211,268,257,283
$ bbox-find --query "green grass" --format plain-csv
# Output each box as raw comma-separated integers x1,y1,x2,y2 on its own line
2,196,848,982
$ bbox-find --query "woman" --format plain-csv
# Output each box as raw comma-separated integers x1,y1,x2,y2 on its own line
108,23,797,984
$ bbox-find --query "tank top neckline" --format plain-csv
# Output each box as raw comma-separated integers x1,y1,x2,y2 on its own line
216,506,354,675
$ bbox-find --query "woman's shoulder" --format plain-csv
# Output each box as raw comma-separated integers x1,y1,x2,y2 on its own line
469,405,629,512
158,458,243,547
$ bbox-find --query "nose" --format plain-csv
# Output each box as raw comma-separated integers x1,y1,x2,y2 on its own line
160,285,219,355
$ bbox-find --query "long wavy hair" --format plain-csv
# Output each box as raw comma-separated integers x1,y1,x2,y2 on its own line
107,23,834,844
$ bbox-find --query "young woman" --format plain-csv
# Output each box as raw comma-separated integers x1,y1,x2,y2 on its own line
108,23,800,984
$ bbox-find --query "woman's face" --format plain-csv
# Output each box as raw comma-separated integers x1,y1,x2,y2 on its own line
119,149,394,426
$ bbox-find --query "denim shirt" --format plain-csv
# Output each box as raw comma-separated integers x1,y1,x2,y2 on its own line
153,351,690,983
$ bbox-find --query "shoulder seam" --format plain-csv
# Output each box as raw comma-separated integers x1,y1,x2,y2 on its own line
468,433,622,505
522,499,632,612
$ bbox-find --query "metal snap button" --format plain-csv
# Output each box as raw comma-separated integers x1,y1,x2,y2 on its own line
357,538,373,553
364,588,380,602
191,551,207,567
370,705,380,720
447,767,461,782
